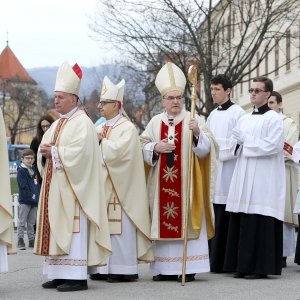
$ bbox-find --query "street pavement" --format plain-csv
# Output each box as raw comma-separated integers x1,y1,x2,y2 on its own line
1,237,300,300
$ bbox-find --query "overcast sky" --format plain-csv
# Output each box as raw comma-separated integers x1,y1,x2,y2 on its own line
0,0,112,69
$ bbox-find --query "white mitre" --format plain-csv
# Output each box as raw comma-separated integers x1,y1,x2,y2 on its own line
100,76,129,119
100,76,125,103
155,62,186,96
54,61,82,97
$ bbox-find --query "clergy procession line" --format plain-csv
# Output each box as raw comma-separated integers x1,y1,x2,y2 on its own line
0,60,299,293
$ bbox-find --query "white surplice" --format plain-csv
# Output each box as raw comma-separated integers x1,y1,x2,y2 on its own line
206,104,245,204
226,110,285,220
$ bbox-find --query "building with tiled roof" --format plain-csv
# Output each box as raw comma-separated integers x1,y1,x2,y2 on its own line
0,43,42,144
0,45,36,84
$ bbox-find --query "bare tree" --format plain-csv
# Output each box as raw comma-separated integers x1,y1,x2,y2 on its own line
82,63,149,130
85,89,100,123
90,0,300,117
5,83,44,144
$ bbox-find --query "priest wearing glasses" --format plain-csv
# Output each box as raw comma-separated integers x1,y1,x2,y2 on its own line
224,76,285,279
140,62,218,282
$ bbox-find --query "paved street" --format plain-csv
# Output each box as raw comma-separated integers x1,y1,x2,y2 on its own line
1,236,300,300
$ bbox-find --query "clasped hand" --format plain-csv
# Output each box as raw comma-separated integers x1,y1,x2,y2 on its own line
39,143,54,158
232,128,245,144
154,138,176,154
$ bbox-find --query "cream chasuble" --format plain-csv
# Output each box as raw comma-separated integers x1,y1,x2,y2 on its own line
0,107,16,272
282,116,298,226
34,109,111,269
97,116,153,263
282,116,298,256
292,142,300,214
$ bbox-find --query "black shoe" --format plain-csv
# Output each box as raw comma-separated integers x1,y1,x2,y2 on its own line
28,240,34,248
282,260,287,268
18,238,26,250
56,280,88,292
233,272,246,278
282,257,287,268
107,274,123,283
89,273,108,281
177,274,195,282
152,274,178,281
244,274,268,280
107,274,139,283
42,279,66,289
122,274,139,281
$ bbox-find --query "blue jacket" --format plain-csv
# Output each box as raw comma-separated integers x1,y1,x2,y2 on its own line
17,165,41,206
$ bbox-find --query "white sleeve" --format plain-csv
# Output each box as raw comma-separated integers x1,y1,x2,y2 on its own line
242,119,284,157
142,142,159,166
192,132,211,158
217,137,239,161
292,141,300,164
51,146,63,170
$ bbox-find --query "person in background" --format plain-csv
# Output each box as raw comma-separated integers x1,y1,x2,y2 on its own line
30,114,55,180
16,149,40,250
290,141,300,265
224,76,285,279
30,114,55,233
30,114,55,158
268,91,298,268
0,107,16,271
206,74,245,273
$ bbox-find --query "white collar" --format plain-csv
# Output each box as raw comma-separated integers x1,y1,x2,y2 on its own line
105,114,122,127
59,106,78,119
164,112,176,119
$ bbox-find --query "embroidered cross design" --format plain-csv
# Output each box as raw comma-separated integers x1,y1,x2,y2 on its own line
112,197,118,210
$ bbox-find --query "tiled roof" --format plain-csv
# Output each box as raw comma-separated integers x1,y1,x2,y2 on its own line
0,46,36,84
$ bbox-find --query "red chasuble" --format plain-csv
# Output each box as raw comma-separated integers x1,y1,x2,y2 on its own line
159,120,183,238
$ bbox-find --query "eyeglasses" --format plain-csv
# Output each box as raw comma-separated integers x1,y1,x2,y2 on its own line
98,101,116,108
163,95,183,101
248,88,267,94
41,125,51,129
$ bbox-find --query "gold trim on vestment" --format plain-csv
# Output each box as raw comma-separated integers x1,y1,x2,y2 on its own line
101,117,153,259
154,254,209,263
